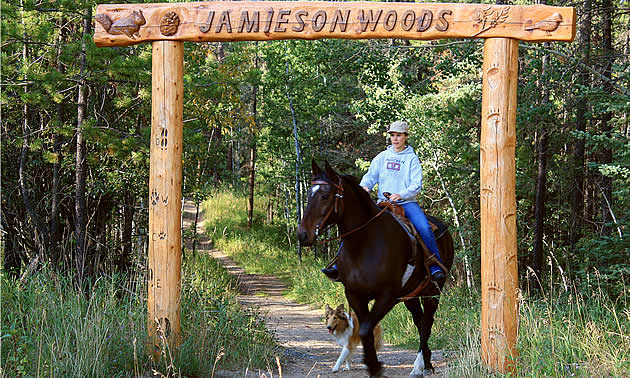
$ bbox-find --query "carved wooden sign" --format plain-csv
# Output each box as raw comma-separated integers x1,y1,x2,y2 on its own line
94,2,575,47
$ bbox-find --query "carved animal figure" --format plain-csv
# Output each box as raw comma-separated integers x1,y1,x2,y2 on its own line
95,9,146,39
525,12,562,34
325,304,383,373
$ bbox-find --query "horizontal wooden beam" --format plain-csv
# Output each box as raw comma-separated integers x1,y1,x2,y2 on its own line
94,2,575,47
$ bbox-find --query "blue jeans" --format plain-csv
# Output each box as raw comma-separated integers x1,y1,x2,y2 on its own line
401,202,443,274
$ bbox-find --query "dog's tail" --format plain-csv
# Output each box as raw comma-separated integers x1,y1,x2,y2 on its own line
373,323,384,351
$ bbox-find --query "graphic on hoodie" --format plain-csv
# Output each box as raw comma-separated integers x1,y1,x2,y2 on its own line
359,145,423,205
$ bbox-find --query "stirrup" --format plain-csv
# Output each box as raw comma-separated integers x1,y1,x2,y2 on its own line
324,255,338,270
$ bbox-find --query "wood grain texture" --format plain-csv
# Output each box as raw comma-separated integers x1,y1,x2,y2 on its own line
94,2,575,46
147,40,184,359
480,37,519,373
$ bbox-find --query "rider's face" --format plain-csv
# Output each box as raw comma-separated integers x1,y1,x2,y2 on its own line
389,132,407,152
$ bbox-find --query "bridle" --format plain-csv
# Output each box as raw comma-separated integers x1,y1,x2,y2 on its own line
310,177,390,244
311,177,344,240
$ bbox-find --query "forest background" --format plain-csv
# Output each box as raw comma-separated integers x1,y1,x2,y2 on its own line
1,0,629,375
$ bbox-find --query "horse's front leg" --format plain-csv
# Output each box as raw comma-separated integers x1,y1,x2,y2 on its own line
345,293,379,375
349,292,397,376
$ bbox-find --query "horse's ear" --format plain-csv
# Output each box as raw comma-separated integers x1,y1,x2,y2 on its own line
324,160,339,181
311,159,323,177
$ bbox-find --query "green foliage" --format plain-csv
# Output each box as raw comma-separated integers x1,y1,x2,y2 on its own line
0,256,277,376
204,189,630,377
2,0,629,374
1,269,144,376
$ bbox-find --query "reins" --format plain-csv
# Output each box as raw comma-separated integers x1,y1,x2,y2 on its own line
311,176,444,300
312,177,391,244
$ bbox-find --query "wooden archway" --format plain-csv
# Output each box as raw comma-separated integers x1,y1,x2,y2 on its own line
94,1,575,372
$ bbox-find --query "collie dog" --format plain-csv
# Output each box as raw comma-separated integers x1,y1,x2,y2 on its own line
325,304,383,372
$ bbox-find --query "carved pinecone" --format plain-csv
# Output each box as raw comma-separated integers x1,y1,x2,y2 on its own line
160,11,180,36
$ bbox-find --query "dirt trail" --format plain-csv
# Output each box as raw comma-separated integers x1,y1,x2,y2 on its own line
183,202,447,377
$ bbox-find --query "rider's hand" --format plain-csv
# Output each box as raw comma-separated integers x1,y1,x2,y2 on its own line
389,193,402,202
362,186,370,193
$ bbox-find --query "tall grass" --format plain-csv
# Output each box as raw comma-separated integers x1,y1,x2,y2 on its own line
1,252,278,376
203,189,630,377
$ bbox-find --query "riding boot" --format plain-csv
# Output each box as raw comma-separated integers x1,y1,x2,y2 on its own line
321,266,340,281
431,270,446,287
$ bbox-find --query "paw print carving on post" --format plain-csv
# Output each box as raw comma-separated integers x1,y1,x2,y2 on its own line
156,127,168,150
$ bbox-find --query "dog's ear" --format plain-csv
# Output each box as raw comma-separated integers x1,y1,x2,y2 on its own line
325,304,332,313
336,304,345,313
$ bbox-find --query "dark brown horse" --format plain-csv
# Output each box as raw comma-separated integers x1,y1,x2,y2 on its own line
297,161,454,377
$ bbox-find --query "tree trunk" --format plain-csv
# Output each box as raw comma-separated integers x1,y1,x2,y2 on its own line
75,7,92,287
431,153,473,288
569,0,591,260
19,0,49,263
531,0,551,290
598,0,614,238
119,188,134,273
285,45,302,260
227,128,234,183
248,45,259,228
248,143,257,227
51,16,67,267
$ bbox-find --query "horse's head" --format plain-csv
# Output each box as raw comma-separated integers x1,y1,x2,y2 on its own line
297,160,344,246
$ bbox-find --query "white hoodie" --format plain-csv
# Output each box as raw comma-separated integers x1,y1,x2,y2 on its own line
359,145,423,205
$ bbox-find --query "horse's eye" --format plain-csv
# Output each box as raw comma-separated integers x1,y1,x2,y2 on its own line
321,194,330,200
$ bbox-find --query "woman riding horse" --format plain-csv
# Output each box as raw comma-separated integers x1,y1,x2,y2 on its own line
322,120,446,286
297,156,454,376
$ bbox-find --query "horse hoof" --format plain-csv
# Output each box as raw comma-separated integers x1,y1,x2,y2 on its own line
423,368,434,375
368,363,384,377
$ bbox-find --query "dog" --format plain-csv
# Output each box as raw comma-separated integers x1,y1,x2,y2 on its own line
325,303,383,372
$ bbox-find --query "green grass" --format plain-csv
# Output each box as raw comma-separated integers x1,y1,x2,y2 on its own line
203,189,630,377
1,253,278,377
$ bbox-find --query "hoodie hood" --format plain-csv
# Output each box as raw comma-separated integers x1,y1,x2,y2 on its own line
386,145,415,156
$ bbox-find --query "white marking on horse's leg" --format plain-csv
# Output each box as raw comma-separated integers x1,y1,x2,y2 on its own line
410,352,425,376
311,185,321,196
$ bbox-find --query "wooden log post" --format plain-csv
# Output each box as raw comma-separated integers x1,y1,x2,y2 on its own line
480,37,519,373
147,40,184,359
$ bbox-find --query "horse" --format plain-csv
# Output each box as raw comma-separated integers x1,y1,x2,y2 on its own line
297,160,454,377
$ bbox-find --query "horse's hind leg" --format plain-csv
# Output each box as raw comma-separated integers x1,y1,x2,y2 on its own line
404,298,428,377
420,297,440,374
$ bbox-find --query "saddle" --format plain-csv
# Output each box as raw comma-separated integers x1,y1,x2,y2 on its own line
377,201,449,276
378,202,449,240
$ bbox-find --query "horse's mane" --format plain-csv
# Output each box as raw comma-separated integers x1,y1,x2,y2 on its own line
341,174,380,212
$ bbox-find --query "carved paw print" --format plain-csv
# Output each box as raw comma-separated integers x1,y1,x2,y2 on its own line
486,63,500,89
159,232,167,240
151,189,160,206
156,127,168,150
